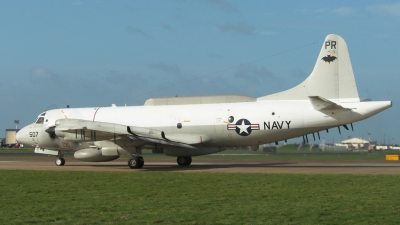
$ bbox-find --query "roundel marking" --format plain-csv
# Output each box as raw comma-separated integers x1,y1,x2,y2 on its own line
227,118,260,136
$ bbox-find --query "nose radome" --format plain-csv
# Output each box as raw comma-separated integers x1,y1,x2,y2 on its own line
16,126,30,145
15,128,22,142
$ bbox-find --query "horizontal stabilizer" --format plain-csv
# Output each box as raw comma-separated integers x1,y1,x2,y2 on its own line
308,96,351,111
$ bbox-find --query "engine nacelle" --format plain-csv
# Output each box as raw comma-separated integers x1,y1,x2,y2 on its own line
74,148,120,162
164,147,224,157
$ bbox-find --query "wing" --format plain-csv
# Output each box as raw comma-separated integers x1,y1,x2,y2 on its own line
52,119,205,149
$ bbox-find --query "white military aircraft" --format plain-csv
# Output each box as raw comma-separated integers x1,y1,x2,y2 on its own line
16,34,391,169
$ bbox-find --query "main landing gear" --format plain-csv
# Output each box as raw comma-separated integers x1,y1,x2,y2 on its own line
55,150,65,166
128,156,144,169
127,155,193,169
177,156,192,166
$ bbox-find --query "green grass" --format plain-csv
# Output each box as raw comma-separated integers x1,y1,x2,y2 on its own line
0,148,35,153
1,171,400,224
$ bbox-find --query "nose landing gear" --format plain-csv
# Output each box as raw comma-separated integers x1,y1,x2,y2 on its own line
55,150,65,166
55,157,65,166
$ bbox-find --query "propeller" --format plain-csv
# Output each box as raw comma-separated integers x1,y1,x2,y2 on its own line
45,126,56,138
44,104,60,139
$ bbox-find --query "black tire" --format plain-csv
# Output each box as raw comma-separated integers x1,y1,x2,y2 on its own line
177,156,192,166
128,156,144,169
55,157,65,166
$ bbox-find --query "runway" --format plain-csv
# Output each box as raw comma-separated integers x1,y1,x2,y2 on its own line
1,153,400,174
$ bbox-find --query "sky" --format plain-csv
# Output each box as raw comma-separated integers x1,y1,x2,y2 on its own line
1,0,399,145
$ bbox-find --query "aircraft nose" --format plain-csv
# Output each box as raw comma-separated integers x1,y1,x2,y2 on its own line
16,126,32,146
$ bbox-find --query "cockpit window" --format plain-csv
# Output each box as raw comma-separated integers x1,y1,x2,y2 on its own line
35,112,46,124
36,117,44,124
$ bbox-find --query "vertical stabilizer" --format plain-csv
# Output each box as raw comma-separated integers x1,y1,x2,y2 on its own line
258,34,360,103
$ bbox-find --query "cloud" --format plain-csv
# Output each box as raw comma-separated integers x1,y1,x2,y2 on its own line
332,7,356,16
258,30,278,36
149,62,181,74
368,3,400,16
161,23,175,32
105,71,147,86
125,26,149,38
218,23,255,35
314,8,327,13
202,0,237,12
25,67,123,108
72,1,83,6
30,67,53,79
372,33,392,39
298,8,327,14
30,67,111,94
288,69,307,78
208,53,223,58
233,64,275,83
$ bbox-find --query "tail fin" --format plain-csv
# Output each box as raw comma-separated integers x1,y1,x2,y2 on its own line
258,34,360,103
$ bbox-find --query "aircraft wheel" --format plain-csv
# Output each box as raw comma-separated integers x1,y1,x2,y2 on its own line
55,157,65,166
177,156,192,166
128,156,144,169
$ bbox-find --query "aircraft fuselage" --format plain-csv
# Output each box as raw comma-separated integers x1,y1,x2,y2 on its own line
18,99,391,151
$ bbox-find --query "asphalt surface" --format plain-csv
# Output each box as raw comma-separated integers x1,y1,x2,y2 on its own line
1,153,400,174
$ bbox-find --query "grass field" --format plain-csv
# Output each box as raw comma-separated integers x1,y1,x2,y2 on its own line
0,148,35,153
1,170,400,224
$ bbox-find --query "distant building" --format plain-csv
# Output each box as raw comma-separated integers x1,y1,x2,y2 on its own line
335,138,375,150
262,145,277,152
5,129,18,145
376,145,400,150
